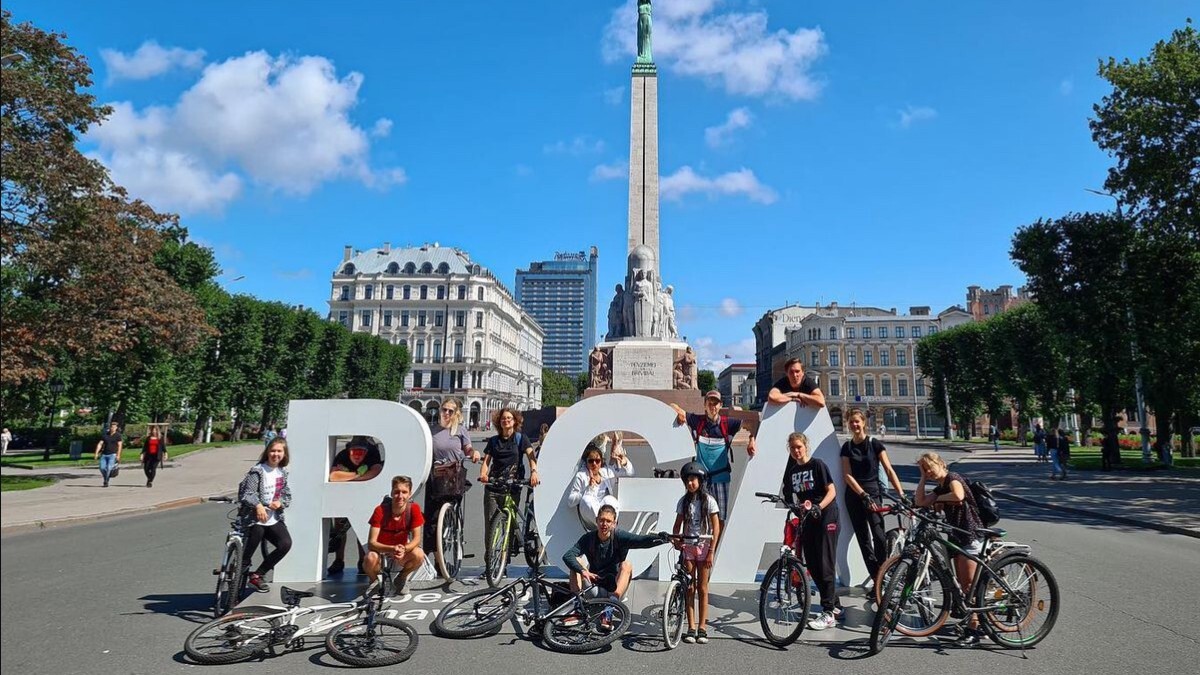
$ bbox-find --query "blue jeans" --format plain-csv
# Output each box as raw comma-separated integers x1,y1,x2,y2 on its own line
1050,448,1064,477
99,454,118,483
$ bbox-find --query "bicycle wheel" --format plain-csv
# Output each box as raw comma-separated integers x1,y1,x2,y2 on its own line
976,553,1059,648
433,586,519,637
870,557,914,655
484,510,511,588
325,617,419,667
888,556,952,637
543,598,631,654
884,528,904,561
661,580,685,649
757,557,810,646
435,502,462,580
184,607,278,665
212,538,244,618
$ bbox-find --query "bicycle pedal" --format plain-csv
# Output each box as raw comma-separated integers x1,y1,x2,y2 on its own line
463,553,476,559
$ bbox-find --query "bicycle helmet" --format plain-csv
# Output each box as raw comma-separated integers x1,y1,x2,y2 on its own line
680,461,708,482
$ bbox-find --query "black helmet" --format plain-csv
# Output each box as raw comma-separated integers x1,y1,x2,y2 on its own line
680,461,708,482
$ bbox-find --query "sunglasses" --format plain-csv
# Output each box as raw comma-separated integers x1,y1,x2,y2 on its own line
440,408,456,414
587,458,603,464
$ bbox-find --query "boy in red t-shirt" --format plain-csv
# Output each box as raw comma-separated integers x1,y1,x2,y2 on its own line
363,475,426,592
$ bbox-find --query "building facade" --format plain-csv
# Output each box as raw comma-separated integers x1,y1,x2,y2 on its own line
514,248,598,376
783,305,973,433
717,363,756,409
328,243,544,428
966,284,1031,321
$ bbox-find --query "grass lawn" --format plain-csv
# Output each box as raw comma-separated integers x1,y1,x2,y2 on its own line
0,475,57,491
1065,446,1199,473
0,440,251,470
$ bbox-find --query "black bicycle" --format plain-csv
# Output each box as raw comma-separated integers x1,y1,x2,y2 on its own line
481,475,541,587
661,533,714,649
755,492,820,646
434,530,634,654
870,503,1059,655
432,459,473,580
210,498,251,618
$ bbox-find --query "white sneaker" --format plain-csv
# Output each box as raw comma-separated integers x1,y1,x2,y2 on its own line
807,611,836,631
863,578,876,594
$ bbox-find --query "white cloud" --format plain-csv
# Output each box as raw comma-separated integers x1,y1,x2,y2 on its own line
704,107,753,147
101,41,206,82
590,161,626,182
718,297,743,318
1059,79,1074,96
692,336,756,373
602,1,827,100
661,166,778,204
370,118,393,138
895,105,937,129
88,51,404,214
544,136,606,155
604,86,626,105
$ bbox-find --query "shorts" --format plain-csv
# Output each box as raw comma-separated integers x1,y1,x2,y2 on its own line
957,538,984,556
594,572,618,593
705,480,729,522
682,541,712,564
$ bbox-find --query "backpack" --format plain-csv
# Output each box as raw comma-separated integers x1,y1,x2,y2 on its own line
691,415,733,475
968,479,1000,527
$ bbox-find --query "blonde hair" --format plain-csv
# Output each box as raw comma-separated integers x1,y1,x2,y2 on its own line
916,451,947,472
787,432,809,449
847,408,867,424
440,397,464,435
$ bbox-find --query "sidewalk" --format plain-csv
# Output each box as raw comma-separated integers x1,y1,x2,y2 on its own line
0,443,262,533
945,443,1200,539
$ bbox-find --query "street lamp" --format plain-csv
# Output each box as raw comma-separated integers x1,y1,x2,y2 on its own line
1085,188,1152,463
43,380,65,461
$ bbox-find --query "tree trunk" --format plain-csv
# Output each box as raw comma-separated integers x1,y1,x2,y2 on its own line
1178,410,1196,458
1101,404,1121,470
192,416,206,445
1080,412,1095,446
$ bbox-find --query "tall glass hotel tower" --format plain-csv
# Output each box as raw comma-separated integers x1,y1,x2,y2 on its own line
515,248,598,376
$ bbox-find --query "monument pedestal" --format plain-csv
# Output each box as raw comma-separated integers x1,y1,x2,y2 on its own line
585,339,702,412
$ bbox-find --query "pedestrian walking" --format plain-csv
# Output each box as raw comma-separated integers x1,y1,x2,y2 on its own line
1049,428,1069,480
1033,423,1048,463
1,427,11,455
93,421,122,487
990,424,1000,451
139,425,168,488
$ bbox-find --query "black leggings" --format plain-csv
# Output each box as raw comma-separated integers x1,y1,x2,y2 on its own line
243,522,293,575
846,491,888,577
802,520,840,612
142,459,159,483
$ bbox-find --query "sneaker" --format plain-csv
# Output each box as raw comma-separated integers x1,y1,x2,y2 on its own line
807,611,836,631
696,629,709,644
327,559,345,576
146,481,153,488
831,605,844,621
599,607,614,633
247,573,270,593
682,630,697,644
953,627,981,647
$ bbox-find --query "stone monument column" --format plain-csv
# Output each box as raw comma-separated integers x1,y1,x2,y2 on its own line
628,0,660,268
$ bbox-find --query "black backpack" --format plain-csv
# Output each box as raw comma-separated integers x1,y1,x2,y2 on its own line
968,479,1000,527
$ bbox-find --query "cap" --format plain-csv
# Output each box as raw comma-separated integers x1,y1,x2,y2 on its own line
704,390,722,402
347,435,372,451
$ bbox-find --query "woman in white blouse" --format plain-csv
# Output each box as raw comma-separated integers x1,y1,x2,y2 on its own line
568,433,634,529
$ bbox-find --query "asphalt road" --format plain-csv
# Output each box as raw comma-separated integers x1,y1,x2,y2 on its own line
2,440,1197,674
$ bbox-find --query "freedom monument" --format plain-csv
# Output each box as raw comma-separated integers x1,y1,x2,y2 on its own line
588,0,698,400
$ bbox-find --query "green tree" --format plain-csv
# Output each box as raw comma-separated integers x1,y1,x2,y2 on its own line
220,296,266,440
308,323,351,399
541,368,577,407
698,370,717,394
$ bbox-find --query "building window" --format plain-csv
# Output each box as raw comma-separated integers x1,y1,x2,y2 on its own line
879,326,888,339
916,379,926,396
338,311,348,326
927,326,937,335
830,350,840,367
433,341,443,362
418,311,427,327
474,341,482,361
455,311,466,327
413,371,423,388
847,327,856,339
339,285,350,301
895,325,905,338
420,285,428,300
415,342,426,362
383,311,393,327
385,285,394,300
830,327,838,340
881,378,892,396
864,351,874,367
430,371,442,388
848,351,857,367
403,285,411,300
477,287,484,301
811,350,819,367
454,340,464,362
435,311,444,327
360,310,372,327
863,327,872,339
401,311,410,327
880,350,890,367
848,379,859,397
437,285,446,300
364,285,374,300
898,379,909,397
830,379,840,397
476,312,484,328
897,348,907,367
865,378,876,396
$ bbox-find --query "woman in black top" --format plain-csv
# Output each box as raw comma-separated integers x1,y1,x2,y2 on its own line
840,409,905,587
478,407,540,543
780,432,842,630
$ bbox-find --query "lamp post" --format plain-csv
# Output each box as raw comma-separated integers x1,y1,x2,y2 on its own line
43,380,65,461
1086,188,1151,463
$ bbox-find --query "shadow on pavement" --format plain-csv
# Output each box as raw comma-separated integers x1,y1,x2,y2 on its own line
138,592,223,624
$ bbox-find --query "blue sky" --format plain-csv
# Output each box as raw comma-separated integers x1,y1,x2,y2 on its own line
8,1,1188,371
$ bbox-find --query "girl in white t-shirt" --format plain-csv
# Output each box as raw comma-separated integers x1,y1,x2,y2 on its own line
672,461,721,645
567,434,634,528
237,438,293,593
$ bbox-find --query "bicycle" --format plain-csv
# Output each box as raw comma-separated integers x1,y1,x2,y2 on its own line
754,492,821,646
432,459,474,580
660,533,714,649
869,501,1059,655
872,494,1032,637
433,528,634,654
481,475,540,587
185,557,418,667
210,498,251,618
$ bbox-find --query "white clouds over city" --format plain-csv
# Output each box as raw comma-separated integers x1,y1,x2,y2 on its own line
704,107,753,147
692,336,756,372
661,166,777,204
719,297,744,318
602,0,827,100
88,50,404,214
590,161,627,181
100,41,206,82
895,105,938,129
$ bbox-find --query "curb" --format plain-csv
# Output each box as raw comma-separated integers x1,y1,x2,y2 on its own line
0,493,232,537
990,489,1200,540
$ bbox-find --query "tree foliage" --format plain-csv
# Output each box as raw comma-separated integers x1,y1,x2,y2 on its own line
698,370,717,395
541,368,577,408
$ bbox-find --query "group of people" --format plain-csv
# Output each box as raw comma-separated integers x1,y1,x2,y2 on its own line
1033,423,1072,480
91,421,169,488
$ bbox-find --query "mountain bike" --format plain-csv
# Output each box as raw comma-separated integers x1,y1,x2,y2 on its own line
482,475,540,587
870,503,1059,655
210,498,250,618
661,533,714,649
185,558,418,667
433,460,473,580
433,528,635,654
754,492,820,646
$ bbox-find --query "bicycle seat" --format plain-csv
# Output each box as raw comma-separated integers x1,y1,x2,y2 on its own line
280,587,314,607
976,527,1007,539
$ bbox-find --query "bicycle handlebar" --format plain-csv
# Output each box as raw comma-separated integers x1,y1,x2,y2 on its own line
483,476,533,489
756,492,819,518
